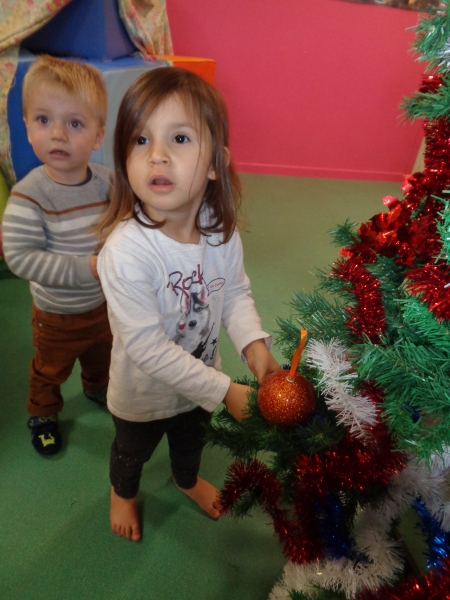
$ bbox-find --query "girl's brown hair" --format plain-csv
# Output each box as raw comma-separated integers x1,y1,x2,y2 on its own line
99,67,242,244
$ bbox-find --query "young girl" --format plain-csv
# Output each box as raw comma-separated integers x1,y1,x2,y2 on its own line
97,67,280,542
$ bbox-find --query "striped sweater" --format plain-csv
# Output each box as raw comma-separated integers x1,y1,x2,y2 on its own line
2,163,113,314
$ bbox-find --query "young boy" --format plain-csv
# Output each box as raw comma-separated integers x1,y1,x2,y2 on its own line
2,55,113,455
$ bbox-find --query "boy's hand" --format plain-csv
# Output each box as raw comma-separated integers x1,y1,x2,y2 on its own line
90,255,99,279
243,339,281,384
223,382,251,422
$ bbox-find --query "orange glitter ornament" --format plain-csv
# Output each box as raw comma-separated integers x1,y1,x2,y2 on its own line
257,371,315,427
257,330,315,427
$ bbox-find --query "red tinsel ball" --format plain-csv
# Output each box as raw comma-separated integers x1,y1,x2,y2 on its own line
257,370,315,427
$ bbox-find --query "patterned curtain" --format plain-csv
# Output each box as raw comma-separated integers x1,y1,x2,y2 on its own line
0,0,172,187
117,0,172,57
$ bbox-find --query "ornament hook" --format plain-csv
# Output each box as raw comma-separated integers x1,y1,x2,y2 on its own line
287,330,308,382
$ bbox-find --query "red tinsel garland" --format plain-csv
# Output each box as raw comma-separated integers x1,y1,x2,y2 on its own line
331,255,386,342
293,429,405,500
220,429,406,565
220,459,324,564
406,263,450,321
343,166,443,263
357,381,403,442
356,557,450,600
334,74,450,321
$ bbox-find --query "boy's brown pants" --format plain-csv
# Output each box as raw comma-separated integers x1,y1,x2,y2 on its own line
28,302,112,417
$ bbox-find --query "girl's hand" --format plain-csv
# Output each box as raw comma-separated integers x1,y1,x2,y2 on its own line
243,339,281,384
223,382,251,422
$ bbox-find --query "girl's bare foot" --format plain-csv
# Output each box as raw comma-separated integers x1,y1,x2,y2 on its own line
110,487,141,541
174,477,221,519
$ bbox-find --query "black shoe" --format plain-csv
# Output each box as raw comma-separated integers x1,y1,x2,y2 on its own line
83,386,107,405
28,415,62,455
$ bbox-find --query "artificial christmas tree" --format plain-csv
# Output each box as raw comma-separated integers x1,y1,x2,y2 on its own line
208,3,450,598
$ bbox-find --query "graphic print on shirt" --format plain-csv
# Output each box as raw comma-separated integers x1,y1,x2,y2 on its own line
167,264,225,361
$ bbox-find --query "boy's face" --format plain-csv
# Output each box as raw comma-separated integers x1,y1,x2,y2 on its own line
23,82,105,185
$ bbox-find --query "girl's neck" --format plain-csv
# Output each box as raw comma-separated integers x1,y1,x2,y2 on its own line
160,221,201,245
141,203,202,244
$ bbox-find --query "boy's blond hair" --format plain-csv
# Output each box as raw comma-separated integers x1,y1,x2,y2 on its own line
22,55,108,127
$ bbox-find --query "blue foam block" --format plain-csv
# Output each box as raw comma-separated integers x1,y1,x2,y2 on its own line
8,50,170,181
21,0,135,61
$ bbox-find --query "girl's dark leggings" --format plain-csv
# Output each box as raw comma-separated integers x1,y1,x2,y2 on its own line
110,406,212,499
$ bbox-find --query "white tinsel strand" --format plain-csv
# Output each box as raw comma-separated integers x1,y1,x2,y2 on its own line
412,450,450,530
269,531,403,600
268,562,320,600
437,42,450,71
304,339,378,439
269,503,404,598
375,452,450,530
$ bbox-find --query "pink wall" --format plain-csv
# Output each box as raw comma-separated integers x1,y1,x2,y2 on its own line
166,0,426,181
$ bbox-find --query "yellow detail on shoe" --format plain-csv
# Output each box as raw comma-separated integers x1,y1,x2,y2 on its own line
38,433,55,447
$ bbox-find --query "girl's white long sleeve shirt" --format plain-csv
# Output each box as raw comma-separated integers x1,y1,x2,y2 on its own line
98,215,270,422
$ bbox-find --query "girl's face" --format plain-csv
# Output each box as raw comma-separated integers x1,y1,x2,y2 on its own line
126,94,216,229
